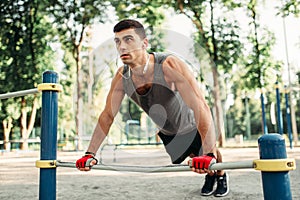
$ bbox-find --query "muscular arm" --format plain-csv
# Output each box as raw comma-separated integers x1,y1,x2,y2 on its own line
86,68,125,154
162,56,217,155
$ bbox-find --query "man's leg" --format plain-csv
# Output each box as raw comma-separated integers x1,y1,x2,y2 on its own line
158,131,229,197
216,149,224,175
157,130,201,164
201,149,229,196
214,149,229,197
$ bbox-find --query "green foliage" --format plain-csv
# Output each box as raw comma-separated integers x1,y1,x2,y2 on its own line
0,0,58,145
242,2,283,90
58,51,76,120
208,18,243,73
45,0,111,139
46,0,110,53
279,0,300,17
0,1,56,108
111,0,166,25
111,0,167,52
0,0,56,92
227,96,263,137
1,0,296,147
0,1,55,92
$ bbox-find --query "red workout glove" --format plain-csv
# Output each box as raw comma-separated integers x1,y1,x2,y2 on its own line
190,154,216,170
76,153,98,169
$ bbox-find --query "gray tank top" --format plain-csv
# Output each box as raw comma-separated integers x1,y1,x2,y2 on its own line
122,52,197,135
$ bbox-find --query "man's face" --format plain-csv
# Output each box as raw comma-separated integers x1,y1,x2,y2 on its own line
114,28,147,65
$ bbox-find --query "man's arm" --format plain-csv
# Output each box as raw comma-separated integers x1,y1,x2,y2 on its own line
86,68,125,155
162,56,217,156
76,68,125,171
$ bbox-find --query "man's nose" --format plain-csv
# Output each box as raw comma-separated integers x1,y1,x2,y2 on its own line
118,42,127,53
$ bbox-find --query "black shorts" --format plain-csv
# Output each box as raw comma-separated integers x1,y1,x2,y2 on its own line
158,130,202,164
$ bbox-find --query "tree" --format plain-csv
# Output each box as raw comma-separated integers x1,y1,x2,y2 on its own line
0,0,56,150
56,49,77,148
278,0,300,145
46,0,110,149
186,1,243,145
280,0,300,17
163,0,243,146
240,0,282,135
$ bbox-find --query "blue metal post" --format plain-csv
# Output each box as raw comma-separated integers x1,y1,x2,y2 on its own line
275,81,283,134
258,134,292,200
284,86,293,149
39,71,59,200
260,89,268,134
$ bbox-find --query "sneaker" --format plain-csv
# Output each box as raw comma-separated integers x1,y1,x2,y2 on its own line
201,173,216,196
215,173,229,197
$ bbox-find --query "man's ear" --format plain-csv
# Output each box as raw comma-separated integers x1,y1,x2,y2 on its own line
142,38,149,49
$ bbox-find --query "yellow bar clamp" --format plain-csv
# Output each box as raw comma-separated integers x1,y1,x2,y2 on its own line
36,160,57,168
37,83,63,92
254,158,296,172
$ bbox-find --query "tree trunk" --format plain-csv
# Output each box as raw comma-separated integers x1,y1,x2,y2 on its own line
211,65,225,147
20,96,38,150
2,118,13,151
75,45,83,151
177,1,226,146
27,96,38,136
20,98,28,150
88,42,94,105
209,0,225,147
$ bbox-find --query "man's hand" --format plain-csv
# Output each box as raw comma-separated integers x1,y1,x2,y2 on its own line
76,154,98,171
189,154,216,174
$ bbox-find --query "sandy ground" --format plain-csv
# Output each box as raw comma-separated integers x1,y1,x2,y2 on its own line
0,146,299,200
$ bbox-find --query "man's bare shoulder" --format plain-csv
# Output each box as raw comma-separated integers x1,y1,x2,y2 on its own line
109,67,125,91
110,66,124,81
162,55,192,78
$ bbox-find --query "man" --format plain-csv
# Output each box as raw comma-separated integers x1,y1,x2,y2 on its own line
76,19,229,197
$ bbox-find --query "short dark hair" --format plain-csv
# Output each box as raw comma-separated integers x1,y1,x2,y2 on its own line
113,19,146,39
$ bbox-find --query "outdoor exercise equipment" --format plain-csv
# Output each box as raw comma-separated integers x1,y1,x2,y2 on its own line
261,82,293,148
51,157,295,173
0,71,296,200
37,133,296,200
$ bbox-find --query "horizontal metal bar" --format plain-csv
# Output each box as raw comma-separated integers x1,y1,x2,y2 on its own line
56,160,255,173
0,138,40,144
53,159,297,173
0,88,39,100
210,160,254,171
115,142,163,147
57,161,191,173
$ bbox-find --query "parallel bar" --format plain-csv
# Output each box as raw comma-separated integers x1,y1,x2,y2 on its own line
56,160,255,173
0,88,39,100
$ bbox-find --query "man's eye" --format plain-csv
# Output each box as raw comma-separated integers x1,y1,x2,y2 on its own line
125,37,133,42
